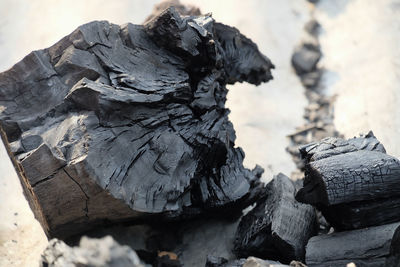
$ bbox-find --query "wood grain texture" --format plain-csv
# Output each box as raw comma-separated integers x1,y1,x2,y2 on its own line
0,7,273,238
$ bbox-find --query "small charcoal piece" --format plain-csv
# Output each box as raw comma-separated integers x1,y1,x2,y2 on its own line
0,6,273,238
299,70,321,89
234,173,317,263
304,20,320,36
305,222,400,267
291,43,321,75
291,37,321,90
296,132,400,230
144,0,201,23
40,236,145,267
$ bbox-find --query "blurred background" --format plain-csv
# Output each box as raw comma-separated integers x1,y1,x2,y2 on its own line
0,0,400,266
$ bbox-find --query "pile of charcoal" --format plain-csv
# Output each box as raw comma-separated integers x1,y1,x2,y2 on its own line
297,132,400,266
1,1,400,267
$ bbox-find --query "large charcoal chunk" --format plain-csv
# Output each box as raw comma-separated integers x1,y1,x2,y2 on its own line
306,222,400,267
296,132,400,230
234,173,317,263
0,7,273,238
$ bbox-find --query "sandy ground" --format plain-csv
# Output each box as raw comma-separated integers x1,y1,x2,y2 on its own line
315,0,400,157
0,142,48,266
0,1,310,266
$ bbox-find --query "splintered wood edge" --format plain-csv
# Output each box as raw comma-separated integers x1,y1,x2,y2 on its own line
0,126,50,238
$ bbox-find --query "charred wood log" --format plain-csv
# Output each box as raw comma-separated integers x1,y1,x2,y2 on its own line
296,132,400,230
305,222,400,267
233,173,317,263
0,6,273,238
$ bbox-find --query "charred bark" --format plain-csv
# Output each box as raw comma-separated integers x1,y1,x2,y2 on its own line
296,132,400,230
0,7,273,238
234,173,317,263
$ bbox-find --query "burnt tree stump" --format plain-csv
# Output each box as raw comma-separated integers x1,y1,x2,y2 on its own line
0,7,274,238
296,132,400,230
233,173,317,263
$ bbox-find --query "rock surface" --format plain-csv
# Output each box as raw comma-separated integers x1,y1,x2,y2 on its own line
234,173,317,263
41,236,145,267
0,6,273,238
291,43,321,77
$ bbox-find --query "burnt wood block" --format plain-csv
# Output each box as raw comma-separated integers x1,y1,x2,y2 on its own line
233,173,317,263
296,132,400,230
0,7,273,238
306,222,400,267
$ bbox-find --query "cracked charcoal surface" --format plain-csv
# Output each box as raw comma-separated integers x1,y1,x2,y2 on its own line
0,7,273,238
233,173,317,264
40,236,145,267
296,132,400,230
305,222,400,267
